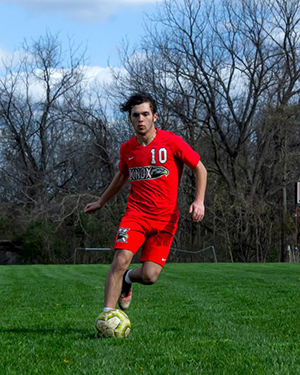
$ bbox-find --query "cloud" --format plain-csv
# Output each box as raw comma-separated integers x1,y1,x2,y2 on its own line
0,46,25,73
0,62,123,103
28,66,119,100
84,65,121,85
0,46,13,67
0,0,162,23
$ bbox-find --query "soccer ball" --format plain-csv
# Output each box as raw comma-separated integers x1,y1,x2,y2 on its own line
95,309,131,338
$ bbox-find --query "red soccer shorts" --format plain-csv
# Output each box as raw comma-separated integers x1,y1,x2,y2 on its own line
114,215,178,267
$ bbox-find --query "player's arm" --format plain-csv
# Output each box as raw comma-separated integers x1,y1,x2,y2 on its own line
84,171,129,215
189,161,207,222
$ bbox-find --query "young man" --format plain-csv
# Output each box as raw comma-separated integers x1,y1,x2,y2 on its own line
84,93,207,313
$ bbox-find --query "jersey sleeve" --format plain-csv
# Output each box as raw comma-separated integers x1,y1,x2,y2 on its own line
118,143,129,176
170,135,200,169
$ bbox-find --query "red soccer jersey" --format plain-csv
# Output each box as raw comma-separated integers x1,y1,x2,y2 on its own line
119,128,200,223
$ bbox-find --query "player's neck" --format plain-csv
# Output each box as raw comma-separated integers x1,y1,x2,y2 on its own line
137,128,157,147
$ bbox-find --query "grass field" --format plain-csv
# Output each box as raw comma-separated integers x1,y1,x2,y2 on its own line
0,263,300,375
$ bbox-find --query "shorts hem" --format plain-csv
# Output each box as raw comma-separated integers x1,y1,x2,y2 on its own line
140,259,167,267
113,247,136,254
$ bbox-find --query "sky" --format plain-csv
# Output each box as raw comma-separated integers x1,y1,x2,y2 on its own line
0,0,162,80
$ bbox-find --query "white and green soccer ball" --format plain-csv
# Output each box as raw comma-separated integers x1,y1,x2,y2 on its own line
95,309,131,338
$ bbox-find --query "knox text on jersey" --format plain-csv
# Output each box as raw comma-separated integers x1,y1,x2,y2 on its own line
129,166,169,182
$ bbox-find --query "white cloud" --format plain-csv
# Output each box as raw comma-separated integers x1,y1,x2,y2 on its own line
0,47,13,69
0,63,122,103
0,46,25,73
84,65,119,85
0,0,162,23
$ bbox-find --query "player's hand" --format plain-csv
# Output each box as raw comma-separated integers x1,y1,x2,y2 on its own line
189,200,205,222
84,200,102,215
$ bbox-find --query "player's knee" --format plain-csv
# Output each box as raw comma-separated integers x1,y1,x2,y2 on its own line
111,251,131,273
142,271,159,285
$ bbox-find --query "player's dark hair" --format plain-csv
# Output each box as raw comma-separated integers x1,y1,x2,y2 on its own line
120,92,157,115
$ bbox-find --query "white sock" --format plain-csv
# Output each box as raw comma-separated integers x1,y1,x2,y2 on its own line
103,307,114,312
125,269,132,284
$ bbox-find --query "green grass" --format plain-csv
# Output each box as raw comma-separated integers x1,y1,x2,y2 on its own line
0,263,300,375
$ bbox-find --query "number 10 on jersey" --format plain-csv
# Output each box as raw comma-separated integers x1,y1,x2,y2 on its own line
151,148,167,164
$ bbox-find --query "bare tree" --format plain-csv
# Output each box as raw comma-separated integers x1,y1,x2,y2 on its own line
0,33,123,263
109,0,300,261
0,33,86,204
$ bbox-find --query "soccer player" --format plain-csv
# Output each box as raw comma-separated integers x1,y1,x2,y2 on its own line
84,92,207,313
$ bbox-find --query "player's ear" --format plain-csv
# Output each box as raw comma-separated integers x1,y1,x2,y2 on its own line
153,113,158,122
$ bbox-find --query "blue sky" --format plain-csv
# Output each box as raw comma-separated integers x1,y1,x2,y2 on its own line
0,0,162,68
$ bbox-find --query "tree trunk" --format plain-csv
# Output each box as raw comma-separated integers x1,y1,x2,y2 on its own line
280,137,288,262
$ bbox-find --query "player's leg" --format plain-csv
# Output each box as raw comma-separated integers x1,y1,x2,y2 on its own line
112,217,147,310
122,224,176,289
118,262,161,309
127,261,163,285
117,268,134,310
122,222,177,291
116,217,177,310
104,249,134,310
118,262,162,310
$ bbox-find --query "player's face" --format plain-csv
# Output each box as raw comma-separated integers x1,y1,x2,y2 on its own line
130,102,157,136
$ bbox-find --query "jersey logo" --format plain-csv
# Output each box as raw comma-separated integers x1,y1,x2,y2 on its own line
129,166,169,181
116,228,130,243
